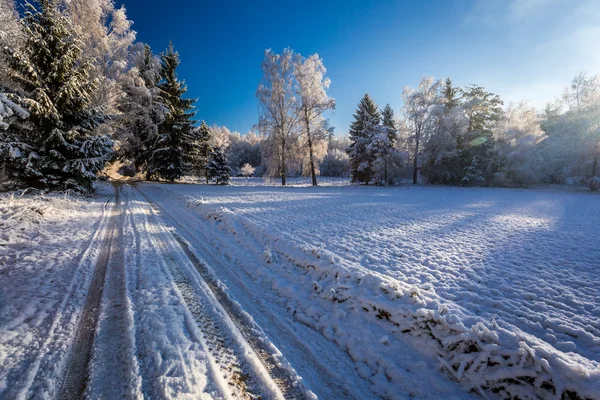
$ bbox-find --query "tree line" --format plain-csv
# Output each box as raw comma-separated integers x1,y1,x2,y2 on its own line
346,75,600,191
0,0,230,192
1,1,598,192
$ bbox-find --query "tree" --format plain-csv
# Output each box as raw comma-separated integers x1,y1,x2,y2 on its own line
347,94,380,184
403,77,443,184
3,0,113,192
64,0,136,112
147,43,196,181
293,53,335,186
491,102,547,187
115,43,164,170
457,84,503,185
379,104,399,184
188,120,212,180
443,78,460,113
541,73,600,189
0,0,23,90
256,48,300,186
206,147,231,185
240,163,255,177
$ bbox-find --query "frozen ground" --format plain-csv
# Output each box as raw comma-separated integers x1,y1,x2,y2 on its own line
1,181,598,399
141,182,600,398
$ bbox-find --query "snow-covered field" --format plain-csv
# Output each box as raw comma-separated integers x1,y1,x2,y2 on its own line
141,182,600,398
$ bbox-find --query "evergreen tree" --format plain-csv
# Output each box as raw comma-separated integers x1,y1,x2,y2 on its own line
2,0,113,192
379,104,398,184
347,93,380,184
206,147,231,185
443,78,460,113
115,43,164,170
186,120,212,180
147,42,196,181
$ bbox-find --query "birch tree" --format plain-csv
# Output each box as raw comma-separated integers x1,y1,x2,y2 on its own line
402,77,443,184
293,53,335,186
256,48,299,186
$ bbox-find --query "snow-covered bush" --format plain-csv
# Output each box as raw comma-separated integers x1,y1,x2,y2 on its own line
239,163,255,177
319,149,350,177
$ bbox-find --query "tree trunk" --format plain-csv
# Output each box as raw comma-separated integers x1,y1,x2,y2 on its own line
384,159,388,186
305,111,318,186
281,138,286,186
413,128,420,184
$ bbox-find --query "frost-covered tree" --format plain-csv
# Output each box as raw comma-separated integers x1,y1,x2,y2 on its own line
403,77,443,184
491,102,547,187
421,106,468,184
348,93,380,184
227,130,263,176
3,0,113,192
206,147,231,185
209,124,232,150
0,0,23,90
240,162,255,177
63,0,136,112
256,48,300,185
319,148,350,177
458,84,503,184
293,53,335,186
147,43,196,181
541,73,600,190
115,43,164,170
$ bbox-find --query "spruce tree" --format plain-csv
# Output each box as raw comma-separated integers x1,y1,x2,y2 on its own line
444,78,460,113
347,93,380,184
186,120,212,181
2,0,113,192
379,104,398,184
206,147,231,185
147,42,196,181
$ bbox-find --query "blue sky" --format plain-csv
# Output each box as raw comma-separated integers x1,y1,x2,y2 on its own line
119,0,600,134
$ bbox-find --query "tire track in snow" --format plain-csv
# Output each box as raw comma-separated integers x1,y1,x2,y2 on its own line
8,191,114,399
86,187,141,399
56,185,121,400
135,186,312,400
137,186,371,400
128,188,252,399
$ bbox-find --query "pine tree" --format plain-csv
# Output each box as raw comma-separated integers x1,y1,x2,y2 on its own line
206,147,231,185
2,0,113,192
186,120,212,181
347,93,380,184
147,42,196,181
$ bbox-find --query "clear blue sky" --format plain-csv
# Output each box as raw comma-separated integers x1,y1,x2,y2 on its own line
119,0,598,134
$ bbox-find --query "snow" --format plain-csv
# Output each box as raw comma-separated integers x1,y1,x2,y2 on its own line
0,187,111,397
2,181,598,399
140,182,600,398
